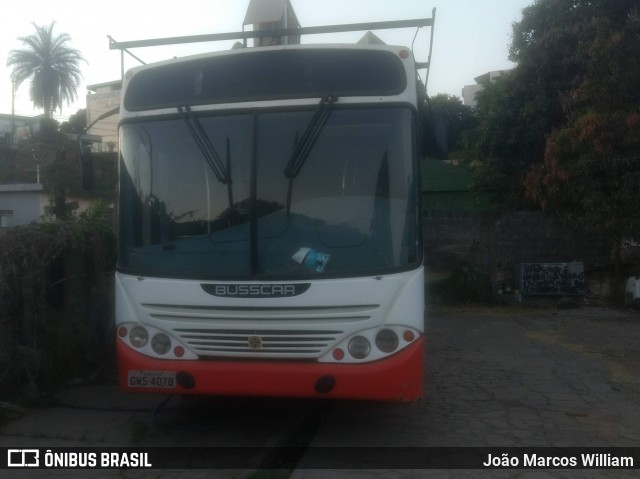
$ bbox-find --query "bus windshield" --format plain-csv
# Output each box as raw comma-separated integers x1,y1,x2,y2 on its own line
118,106,420,279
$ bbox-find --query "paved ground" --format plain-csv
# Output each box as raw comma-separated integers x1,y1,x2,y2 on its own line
293,305,640,478
2,305,639,478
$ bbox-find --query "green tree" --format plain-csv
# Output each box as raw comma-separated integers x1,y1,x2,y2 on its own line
523,4,640,297
470,0,622,206
471,1,640,201
469,68,556,207
7,22,85,118
60,109,87,135
466,0,640,299
428,94,478,156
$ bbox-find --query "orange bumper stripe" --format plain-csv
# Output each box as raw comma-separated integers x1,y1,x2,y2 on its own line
117,337,424,402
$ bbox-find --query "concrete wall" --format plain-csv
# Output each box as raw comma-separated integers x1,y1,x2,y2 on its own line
0,184,44,226
0,184,101,227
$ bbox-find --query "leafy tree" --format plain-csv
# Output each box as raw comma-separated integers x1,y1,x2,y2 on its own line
523,4,640,296
30,119,81,219
469,0,598,207
32,117,62,145
469,68,556,207
525,114,640,239
472,1,615,205
7,22,85,118
60,109,87,135
466,0,640,298
428,94,478,155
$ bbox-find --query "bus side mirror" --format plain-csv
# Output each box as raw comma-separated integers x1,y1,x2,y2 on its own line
422,110,448,160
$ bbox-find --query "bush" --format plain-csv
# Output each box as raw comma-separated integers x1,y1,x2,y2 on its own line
0,202,116,401
429,264,493,305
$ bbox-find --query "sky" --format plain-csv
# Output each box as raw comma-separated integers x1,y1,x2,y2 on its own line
1,0,533,122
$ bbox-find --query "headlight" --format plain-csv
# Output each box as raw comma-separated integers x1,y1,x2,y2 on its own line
129,326,148,348
376,329,399,353
151,333,171,355
348,336,371,359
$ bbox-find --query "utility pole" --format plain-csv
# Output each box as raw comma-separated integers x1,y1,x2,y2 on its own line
31,148,40,184
11,79,16,147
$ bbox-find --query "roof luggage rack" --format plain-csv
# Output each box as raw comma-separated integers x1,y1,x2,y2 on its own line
108,8,436,88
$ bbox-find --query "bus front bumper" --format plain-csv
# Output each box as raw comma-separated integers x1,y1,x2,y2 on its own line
117,337,424,402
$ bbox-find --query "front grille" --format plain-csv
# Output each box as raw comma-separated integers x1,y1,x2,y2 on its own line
141,303,379,358
173,328,342,356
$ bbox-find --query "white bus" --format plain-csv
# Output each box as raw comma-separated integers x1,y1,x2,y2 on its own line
114,19,435,401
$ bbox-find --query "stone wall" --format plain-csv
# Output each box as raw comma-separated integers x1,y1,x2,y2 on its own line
423,211,612,292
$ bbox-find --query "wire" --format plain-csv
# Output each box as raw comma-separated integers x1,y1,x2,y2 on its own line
411,26,421,53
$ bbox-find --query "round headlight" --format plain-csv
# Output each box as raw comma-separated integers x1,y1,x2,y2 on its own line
376,329,399,353
348,336,371,359
151,333,171,355
129,326,148,348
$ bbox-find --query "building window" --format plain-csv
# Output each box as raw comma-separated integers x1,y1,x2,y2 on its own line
0,210,13,227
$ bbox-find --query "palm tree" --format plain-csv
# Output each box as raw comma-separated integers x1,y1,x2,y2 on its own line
7,22,85,118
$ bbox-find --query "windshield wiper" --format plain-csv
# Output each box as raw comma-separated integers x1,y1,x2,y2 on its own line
178,105,234,210
284,95,338,217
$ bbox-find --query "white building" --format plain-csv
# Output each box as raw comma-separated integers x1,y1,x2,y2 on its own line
462,70,510,107
0,184,44,227
86,80,121,152
0,114,42,146
0,183,96,227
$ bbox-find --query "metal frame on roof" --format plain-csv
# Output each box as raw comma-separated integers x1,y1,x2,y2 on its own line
108,8,436,88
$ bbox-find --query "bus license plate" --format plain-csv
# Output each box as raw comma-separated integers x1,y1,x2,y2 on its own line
128,370,176,388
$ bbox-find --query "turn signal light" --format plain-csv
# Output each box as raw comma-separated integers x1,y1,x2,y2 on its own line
403,330,416,342
332,348,345,361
